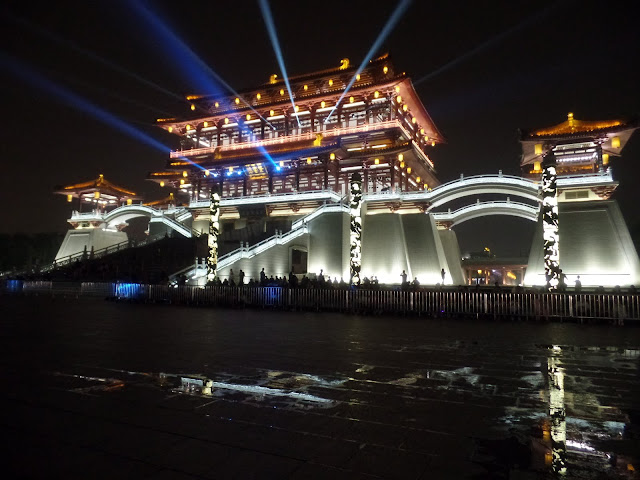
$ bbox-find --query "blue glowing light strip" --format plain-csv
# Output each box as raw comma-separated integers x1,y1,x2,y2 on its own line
324,0,412,123
258,0,301,127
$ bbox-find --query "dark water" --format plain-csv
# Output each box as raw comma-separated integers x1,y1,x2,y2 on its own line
1,295,638,479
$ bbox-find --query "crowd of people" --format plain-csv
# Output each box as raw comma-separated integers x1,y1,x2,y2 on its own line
201,266,639,294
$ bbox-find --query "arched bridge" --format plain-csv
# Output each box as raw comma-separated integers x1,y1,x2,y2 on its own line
102,205,194,238
365,174,541,208
432,200,539,227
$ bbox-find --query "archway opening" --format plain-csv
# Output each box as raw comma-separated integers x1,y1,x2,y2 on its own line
452,216,537,286
290,247,308,274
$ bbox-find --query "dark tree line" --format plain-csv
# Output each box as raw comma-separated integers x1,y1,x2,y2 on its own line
0,233,64,272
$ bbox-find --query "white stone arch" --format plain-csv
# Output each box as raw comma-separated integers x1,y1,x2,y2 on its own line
432,201,539,227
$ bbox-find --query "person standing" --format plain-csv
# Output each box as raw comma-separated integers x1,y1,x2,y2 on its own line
238,269,245,286
441,268,446,284
401,270,408,285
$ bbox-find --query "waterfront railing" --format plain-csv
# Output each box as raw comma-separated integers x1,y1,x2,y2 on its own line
3,280,639,323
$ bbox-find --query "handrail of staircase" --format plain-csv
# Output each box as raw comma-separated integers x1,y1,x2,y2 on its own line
38,232,168,273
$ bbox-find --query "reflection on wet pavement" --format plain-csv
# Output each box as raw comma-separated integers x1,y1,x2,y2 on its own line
0,297,638,478
45,344,638,478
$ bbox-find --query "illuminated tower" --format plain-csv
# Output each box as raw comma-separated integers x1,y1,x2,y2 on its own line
521,114,640,287
150,56,457,284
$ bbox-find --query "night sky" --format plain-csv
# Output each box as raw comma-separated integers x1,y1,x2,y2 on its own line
2,0,639,257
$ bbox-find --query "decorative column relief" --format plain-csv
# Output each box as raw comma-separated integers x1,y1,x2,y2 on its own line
207,190,221,283
541,151,560,291
349,173,362,285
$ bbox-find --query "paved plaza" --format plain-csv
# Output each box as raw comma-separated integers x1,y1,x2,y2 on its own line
1,296,638,478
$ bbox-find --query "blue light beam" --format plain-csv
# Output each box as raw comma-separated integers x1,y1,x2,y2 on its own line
2,54,205,171
414,3,558,85
131,1,275,128
258,0,301,127
256,145,278,168
6,11,187,103
324,0,412,123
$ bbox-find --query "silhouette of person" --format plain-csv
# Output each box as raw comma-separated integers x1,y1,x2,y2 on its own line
441,268,446,284
575,275,582,292
401,270,407,285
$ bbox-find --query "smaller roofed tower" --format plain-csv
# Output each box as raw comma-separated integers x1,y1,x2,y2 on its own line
520,113,638,179
54,174,141,213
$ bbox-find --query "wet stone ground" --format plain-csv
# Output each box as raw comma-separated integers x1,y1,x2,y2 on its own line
1,295,639,479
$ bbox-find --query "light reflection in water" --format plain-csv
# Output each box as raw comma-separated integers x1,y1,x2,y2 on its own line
548,347,567,475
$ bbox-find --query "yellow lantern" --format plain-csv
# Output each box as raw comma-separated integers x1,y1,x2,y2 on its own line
400,161,405,169
349,96,354,103
396,95,402,103
328,79,333,87
304,84,308,91
307,158,312,164
183,171,188,177
235,97,240,105
256,93,261,100
214,102,219,108
374,158,380,165
407,167,412,174
402,104,408,112
320,101,326,108
94,191,100,199
602,153,609,165
356,74,361,81
383,66,388,74
374,91,380,99
611,136,621,148
205,170,210,176
416,176,421,183
246,114,251,121
535,143,543,155
533,161,541,171
224,118,229,124
330,153,336,160
269,109,275,116
160,181,165,187
190,104,195,111
168,126,173,133
67,194,73,202
203,121,208,127
280,89,284,96
398,153,404,161
180,179,185,185
126,198,133,205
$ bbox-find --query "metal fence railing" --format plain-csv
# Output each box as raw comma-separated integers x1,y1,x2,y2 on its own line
3,281,639,323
